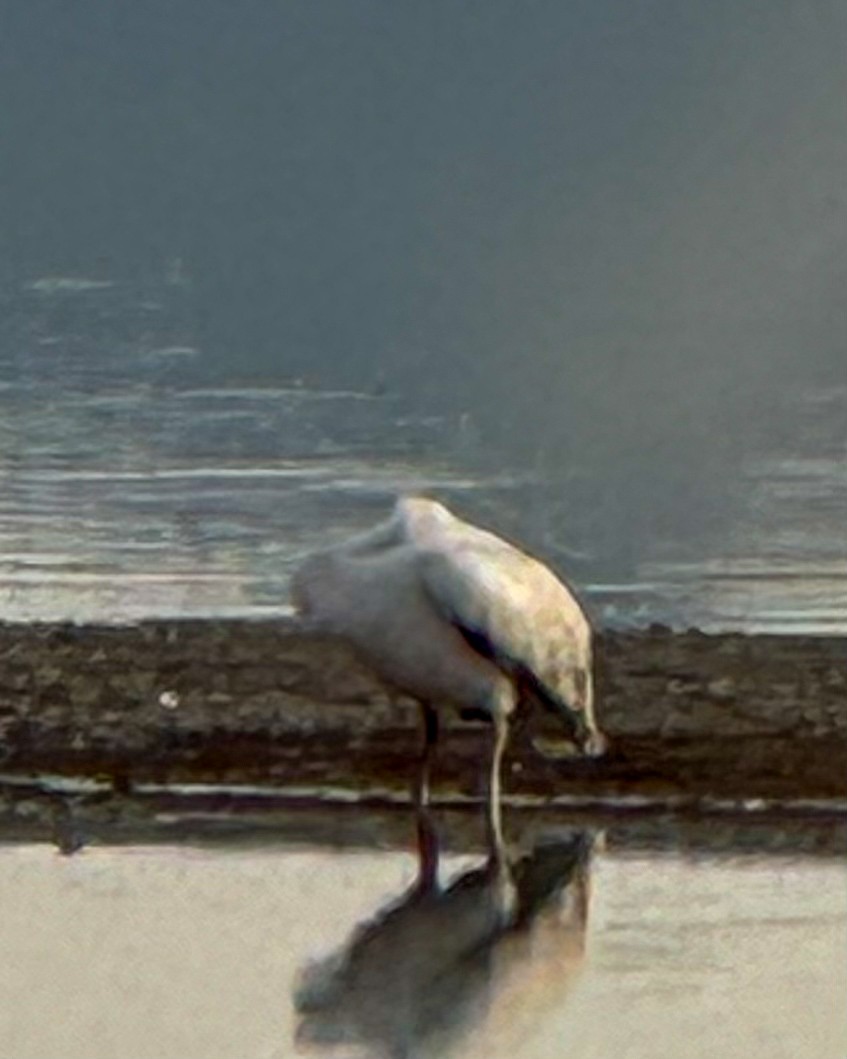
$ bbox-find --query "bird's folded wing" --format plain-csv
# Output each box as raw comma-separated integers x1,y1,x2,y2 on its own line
416,545,562,679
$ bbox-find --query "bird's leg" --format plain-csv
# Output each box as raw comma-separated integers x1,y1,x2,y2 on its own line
414,701,439,811
486,709,517,921
412,701,440,893
486,710,510,867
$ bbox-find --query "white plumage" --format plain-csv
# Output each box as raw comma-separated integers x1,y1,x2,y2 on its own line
292,496,606,866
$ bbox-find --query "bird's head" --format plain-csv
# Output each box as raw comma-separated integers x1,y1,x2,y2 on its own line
581,727,609,758
557,669,608,759
528,704,609,763
569,710,608,759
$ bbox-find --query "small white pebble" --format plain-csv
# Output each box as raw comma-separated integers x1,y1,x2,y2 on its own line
158,690,180,710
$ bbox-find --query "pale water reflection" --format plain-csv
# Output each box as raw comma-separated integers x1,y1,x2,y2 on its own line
0,836,844,1059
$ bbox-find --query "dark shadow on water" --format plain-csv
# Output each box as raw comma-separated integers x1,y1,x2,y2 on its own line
294,830,594,1059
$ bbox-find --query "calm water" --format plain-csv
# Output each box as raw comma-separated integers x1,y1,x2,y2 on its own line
1,276,845,631
0,834,844,1059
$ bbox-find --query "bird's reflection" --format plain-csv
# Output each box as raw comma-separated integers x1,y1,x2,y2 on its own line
294,828,595,1059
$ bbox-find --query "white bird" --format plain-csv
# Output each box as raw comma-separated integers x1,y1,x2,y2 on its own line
291,496,606,868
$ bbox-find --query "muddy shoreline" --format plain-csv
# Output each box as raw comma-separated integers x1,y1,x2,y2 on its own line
0,619,844,808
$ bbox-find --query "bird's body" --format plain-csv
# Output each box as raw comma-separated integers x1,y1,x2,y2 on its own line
293,502,513,718
293,497,598,732
292,496,605,869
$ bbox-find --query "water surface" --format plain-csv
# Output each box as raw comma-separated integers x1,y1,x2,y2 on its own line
1,835,844,1059
1,278,844,631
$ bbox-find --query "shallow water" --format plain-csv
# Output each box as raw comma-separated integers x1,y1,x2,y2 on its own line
1,833,844,1059
1,276,845,631
0,371,844,632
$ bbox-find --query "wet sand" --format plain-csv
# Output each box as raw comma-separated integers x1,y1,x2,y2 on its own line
1,830,844,1059
0,620,844,804
1,772,846,859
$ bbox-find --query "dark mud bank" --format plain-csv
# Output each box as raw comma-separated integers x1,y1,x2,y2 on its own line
0,620,844,802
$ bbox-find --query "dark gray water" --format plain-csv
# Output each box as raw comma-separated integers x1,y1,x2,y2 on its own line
3,5,845,632
0,275,844,631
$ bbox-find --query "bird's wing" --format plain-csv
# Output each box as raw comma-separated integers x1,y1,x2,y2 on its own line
416,538,588,701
